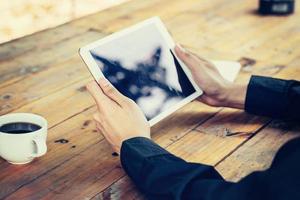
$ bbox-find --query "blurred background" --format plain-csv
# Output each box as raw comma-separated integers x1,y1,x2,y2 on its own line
0,0,129,44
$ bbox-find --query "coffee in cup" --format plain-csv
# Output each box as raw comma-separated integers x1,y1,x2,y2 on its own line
0,113,47,164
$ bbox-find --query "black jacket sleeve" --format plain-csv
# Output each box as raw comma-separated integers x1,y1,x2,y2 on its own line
120,137,232,200
245,75,300,120
120,76,300,200
121,137,300,200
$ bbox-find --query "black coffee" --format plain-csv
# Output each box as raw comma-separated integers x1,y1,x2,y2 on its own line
0,122,41,134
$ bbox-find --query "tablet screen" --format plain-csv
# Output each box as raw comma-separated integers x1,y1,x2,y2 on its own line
89,23,196,120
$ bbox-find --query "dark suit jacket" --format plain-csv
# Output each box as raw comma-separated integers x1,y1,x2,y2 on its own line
120,76,300,200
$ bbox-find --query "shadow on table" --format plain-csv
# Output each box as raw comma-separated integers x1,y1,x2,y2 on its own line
153,110,300,138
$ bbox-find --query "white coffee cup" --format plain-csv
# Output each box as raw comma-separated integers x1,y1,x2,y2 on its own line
0,113,47,164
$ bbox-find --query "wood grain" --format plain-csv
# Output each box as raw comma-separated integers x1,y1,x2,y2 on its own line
0,107,104,199
216,120,300,181
0,0,300,199
0,56,89,114
0,25,87,62
0,30,105,87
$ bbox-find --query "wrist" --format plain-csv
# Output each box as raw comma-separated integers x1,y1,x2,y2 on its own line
222,82,248,109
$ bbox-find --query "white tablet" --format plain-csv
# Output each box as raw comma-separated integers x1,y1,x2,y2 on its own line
79,17,203,126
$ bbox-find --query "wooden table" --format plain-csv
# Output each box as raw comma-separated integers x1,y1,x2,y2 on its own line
1,0,300,199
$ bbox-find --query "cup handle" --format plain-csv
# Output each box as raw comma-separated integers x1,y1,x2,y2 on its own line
31,137,47,157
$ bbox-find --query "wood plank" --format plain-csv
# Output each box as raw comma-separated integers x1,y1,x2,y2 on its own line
182,16,299,63
9,79,94,128
276,55,300,80
72,0,166,31
0,54,90,115
0,30,106,87
0,106,104,199
0,25,87,62
94,0,230,34
88,0,257,57
169,1,261,43
151,102,219,147
169,111,268,164
92,176,145,200
4,139,122,200
216,120,300,181
172,1,300,61
166,1,268,55
209,1,300,56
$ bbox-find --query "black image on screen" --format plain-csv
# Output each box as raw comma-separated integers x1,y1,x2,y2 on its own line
91,46,195,120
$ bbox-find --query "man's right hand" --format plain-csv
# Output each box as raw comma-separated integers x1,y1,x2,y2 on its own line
175,44,248,109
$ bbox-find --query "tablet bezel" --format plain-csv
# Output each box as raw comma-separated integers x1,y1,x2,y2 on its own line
79,16,203,126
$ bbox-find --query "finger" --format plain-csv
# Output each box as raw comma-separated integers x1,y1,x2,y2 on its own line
98,78,127,106
95,122,104,132
86,81,109,110
196,95,206,103
197,95,216,107
175,44,208,61
174,44,199,72
95,121,115,151
93,114,104,131
93,114,108,136
94,115,107,136
93,114,114,146
94,115,120,154
175,44,210,69
174,44,188,59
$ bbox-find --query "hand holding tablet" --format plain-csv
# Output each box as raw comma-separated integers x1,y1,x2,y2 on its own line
79,17,241,126
86,78,150,154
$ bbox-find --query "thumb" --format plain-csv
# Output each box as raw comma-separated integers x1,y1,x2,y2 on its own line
98,78,127,105
174,44,198,72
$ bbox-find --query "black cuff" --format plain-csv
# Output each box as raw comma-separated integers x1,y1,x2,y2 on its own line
120,137,170,179
245,75,290,118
